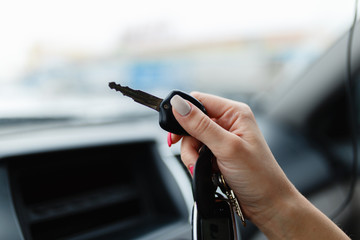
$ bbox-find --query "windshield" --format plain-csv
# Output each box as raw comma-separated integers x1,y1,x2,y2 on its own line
0,0,355,123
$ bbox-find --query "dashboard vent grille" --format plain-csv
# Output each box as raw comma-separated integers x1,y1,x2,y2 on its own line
8,142,179,240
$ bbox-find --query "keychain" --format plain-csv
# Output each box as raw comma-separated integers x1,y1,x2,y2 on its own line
192,146,244,240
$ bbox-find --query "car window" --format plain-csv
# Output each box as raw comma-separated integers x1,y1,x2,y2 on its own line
0,0,355,124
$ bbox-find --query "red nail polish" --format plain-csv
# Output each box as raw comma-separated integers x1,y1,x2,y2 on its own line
189,165,194,176
167,132,172,147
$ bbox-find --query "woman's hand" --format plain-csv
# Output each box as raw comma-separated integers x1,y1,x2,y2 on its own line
170,92,293,225
169,92,349,240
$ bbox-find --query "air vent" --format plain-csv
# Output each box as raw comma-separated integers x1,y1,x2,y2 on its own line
8,142,180,240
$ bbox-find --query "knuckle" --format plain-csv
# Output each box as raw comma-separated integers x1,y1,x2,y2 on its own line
238,103,254,120
193,115,212,136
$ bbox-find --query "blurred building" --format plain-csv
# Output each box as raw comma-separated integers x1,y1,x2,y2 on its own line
18,30,326,98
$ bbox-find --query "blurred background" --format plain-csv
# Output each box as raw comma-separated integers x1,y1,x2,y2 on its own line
0,0,356,121
1,2,359,239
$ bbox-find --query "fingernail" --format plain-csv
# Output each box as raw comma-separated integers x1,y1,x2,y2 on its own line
189,165,194,176
167,132,172,147
170,95,191,116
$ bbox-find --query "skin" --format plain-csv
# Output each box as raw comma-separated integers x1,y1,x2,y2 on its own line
170,92,350,240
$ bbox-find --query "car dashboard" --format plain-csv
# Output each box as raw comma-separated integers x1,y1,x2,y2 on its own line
0,118,193,240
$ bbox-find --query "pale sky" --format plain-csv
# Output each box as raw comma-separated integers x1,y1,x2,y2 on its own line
0,0,357,82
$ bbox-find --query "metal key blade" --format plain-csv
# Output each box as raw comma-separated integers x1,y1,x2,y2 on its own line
109,82,163,111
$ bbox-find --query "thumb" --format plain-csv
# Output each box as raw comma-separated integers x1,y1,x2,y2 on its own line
170,95,230,151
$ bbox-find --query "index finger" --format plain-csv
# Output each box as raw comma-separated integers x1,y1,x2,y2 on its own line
191,92,245,119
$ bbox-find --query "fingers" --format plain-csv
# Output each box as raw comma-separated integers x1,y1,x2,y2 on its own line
168,92,254,146
190,91,241,119
168,132,182,145
168,92,256,173
191,92,257,134
170,94,232,153
180,136,202,169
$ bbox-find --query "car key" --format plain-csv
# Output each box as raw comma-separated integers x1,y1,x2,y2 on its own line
109,82,242,239
109,82,206,135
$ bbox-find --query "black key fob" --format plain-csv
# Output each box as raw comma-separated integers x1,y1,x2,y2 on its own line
192,200,240,240
159,90,207,135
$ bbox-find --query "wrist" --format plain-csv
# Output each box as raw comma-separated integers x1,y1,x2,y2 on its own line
255,187,305,239
253,187,350,240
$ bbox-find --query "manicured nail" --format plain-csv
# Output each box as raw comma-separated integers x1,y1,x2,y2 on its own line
167,132,172,147
189,165,194,176
170,95,191,116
